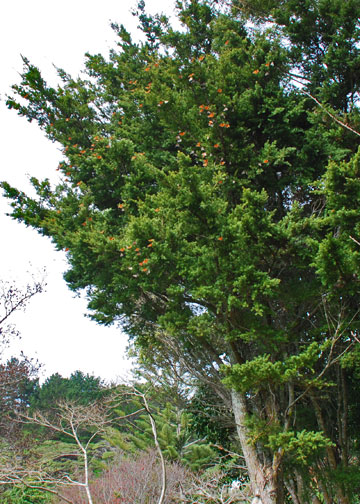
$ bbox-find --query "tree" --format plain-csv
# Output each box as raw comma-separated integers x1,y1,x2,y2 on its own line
0,401,110,504
2,1,360,502
29,371,105,413
106,387,216,471
0,279,43,437
0,278,44,350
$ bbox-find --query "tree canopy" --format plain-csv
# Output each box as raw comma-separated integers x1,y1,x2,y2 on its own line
29,371,105,412
2,1,360,502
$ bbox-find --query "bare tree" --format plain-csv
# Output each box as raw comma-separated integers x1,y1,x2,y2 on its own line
0,277,44,438
131,387,167,504
7,401,112,504
0,389,166,504
0,277,45,350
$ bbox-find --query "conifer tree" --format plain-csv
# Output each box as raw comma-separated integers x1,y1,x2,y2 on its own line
108,397,215,471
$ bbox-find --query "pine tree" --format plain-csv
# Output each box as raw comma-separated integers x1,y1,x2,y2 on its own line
105,390,216,471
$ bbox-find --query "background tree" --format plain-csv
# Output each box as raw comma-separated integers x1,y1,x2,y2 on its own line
0,278,44,351
0,400,111,504
2,1,360,502
29,371,105,413
105,386,216,472
0,279,43,439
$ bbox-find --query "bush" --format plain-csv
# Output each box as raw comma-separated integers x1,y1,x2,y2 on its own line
57,449,192,503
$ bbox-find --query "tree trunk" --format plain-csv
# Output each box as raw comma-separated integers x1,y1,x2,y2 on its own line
310,393,350,504
231,389,282,504
285,476,303,504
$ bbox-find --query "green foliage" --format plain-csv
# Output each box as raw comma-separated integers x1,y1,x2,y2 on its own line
106,395,216,471
187,384,236,450
29,371,105,411
2,486,52,504
267,430,333,466
223,341,328,392
234,0,360,111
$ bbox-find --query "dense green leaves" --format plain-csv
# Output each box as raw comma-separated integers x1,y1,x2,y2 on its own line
107,397,215,471
29,371,105,411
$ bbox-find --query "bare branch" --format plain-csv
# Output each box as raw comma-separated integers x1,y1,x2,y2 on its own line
288,76,360,138
349,235,360,247
132,387,167,504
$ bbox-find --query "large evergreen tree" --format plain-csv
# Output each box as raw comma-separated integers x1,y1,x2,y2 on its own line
29,371,105,412
2,1,360,502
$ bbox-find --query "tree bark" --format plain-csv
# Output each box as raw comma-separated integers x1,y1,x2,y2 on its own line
310,393,350,504
231,389,281,504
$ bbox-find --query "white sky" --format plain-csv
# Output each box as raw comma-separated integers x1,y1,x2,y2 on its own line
0,0,177,383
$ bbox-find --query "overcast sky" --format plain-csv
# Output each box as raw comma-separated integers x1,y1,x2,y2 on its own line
0,0,176,383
